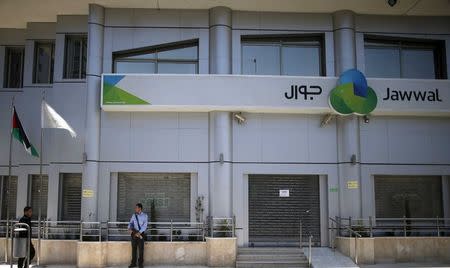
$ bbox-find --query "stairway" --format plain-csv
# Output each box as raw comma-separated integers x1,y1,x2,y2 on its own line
236,247,310,268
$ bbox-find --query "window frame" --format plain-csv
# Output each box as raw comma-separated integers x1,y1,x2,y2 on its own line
241,34,326,76
364,35,447,79
112,39,199,74
33,40,55,84
3,46,25,88
58,173,82,221
27,174,49,221
63,35,87,80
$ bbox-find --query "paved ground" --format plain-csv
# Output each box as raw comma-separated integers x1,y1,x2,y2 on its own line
0,264,211,268
303,247,359,268
360,263,450,268
1,252,449,268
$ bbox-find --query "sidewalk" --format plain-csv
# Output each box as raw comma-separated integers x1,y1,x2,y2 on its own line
360,263,450,268
0,264,211,268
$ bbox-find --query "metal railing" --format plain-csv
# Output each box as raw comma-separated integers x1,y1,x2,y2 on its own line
300,220,314,267
329,217,362,264
335,216,450,238
308,234,313,267
0,218,234,242
106,221,206,241
208,216,235,238
0,216,236,263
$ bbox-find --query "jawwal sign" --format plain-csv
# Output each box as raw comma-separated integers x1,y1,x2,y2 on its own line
101,73,450,116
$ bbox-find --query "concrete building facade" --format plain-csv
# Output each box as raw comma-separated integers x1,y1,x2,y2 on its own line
0,0,449,248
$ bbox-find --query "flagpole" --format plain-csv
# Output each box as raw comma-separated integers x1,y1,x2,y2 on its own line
37,91,44,267
6,96,15,264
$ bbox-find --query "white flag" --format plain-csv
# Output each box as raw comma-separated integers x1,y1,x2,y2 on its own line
41,101,77,138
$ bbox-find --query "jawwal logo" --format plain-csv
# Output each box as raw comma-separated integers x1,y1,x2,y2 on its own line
103,75,149,105
329,69,377,115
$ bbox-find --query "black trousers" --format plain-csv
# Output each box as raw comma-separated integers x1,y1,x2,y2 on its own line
18,243,35,268
131,236,144,266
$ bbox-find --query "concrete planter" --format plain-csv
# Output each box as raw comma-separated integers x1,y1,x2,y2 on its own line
206,237,237,267
0,237,237,267
336,236,450,264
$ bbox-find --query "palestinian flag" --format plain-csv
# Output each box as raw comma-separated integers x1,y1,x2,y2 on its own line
12,107,39,157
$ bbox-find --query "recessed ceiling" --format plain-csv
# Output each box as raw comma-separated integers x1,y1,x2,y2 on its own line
0,0,449,28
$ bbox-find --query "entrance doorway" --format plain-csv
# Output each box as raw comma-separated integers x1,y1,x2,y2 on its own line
248,174,321,246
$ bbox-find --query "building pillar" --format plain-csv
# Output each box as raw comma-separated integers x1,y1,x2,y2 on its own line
209,6,233,217
81,4,104,221
333,10,362,218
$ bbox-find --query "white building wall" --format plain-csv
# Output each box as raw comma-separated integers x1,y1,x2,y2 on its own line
0,7,448,246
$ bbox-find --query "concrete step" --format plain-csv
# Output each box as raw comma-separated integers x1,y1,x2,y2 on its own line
236,260,310,268
236,255,307,262
237,254,307,261
236,247,309,268
238,247,303,254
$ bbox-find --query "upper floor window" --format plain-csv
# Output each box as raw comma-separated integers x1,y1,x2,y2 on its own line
33,41,55,84
64,35,87,79
113,40,198,74
364,36,447,79
3,47,24,88
241,35,324,76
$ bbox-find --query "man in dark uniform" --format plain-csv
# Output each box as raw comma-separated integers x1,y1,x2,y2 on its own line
18,206,35,268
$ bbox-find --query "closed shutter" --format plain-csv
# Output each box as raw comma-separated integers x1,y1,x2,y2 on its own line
117,173,190,222
375,176,443,218
60,173,82,221
1,176,18,220
29,175,48,220
249,175,321,245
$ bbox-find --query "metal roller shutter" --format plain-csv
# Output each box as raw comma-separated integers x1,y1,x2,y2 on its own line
117,173,191,222
29,175,48,220
249,174,321,245
60,173,82,221
374,176,443,218
1,176,18,220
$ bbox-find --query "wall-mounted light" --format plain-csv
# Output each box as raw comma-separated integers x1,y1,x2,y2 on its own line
219,153,224,164
363,115,370,124
233,112,246,124
351,154,357,165
387,0,397,7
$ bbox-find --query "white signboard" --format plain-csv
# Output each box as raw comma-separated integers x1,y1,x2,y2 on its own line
279,189,290,197
101,74,450,116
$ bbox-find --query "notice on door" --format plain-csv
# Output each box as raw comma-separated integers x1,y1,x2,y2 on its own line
279,189,290,197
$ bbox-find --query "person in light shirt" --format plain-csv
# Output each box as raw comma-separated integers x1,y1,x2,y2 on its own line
128,203,148,268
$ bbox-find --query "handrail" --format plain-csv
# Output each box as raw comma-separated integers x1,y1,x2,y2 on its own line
308,235,313,267
330,217,362,238
329,217,361,264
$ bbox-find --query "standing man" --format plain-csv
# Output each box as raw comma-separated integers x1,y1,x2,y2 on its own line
128,203,148,268
18,206,35,268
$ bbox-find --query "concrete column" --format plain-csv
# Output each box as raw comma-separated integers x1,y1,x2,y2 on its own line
209,6,233,217
81,4,104,221
333,10,362,218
